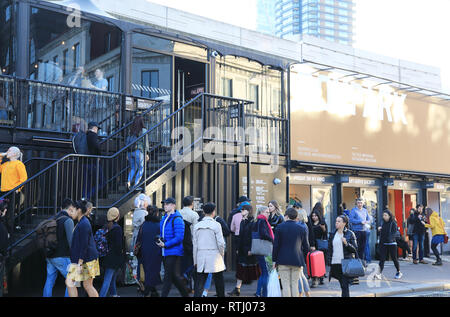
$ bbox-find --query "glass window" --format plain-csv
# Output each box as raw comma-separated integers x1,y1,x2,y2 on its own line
338,8,348,16
107,75,115,92
29,7,122,88
132,48,172,101
222,78,233,97
249,84,259,111
338,15,349,22
0,0,15,75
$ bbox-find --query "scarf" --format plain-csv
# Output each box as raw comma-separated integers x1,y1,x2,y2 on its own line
257,214,274,240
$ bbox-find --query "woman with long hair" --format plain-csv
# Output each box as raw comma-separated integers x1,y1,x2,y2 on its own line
268,200,284,230
228,204,261,296
375,210,402,279
253,206,274,297
310,210,328,287
126,116,149,190
327,215,358,297
66,200,100,297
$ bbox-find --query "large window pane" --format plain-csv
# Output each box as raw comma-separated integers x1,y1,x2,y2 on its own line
0,0,15,76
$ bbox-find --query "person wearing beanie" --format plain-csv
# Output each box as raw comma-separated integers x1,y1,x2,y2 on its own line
99,207,124,297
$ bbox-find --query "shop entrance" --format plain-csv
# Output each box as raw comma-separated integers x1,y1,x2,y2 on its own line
388,190,418,237
289,184,333,231
175,57,206,110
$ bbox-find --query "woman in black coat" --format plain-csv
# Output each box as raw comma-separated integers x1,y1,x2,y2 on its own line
99,207,124,297
310,210,328,287
137,206,162,297
228,204,261,297
376,210,402,280
327,215,358,297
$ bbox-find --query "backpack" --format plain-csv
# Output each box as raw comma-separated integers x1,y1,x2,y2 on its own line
72,131,89,154
35,215,67,257
94,227,110,257
126,134,138,152
172,216,193,254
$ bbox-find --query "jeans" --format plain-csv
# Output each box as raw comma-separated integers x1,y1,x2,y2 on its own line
99,268,118,297
413,233,425,261
204,273,212,291
298,269,310,294
161,256,189,297
364,231,371,262
194,271,225,297
355,231,367,261
43,257,71,297
256,256,269,297
127,150,144,186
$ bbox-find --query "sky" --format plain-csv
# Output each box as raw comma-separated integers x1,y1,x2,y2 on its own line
145,0,450,94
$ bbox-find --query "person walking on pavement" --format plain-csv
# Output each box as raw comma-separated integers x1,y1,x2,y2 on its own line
137,206,162,297
228,197,251,268
309,210,328,288
193,203,226,297
99,207,125,297
66,200,100,297
375,210,403,280
229,204,261,297
406,209,416,259
43,198,75,297
268,200,284,230
348,198,371,266
272,208,310,297
295,209,311,297
254,206,274,297
412,204,428,265
179,196,199,288
424,208,447,266
328,215,358,298
157,197,189,297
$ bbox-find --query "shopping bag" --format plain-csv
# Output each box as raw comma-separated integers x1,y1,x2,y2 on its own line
267,270,281,297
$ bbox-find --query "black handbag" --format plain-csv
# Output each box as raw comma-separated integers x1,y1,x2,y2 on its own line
341,256,365,278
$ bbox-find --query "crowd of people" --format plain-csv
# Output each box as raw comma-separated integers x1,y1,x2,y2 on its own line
0,179,448,298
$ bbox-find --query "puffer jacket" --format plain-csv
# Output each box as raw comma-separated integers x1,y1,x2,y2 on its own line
425,211,447,236
160,210,185,257
327,228,358,266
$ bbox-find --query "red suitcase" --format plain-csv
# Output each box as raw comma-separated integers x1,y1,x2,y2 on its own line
306,251,326,278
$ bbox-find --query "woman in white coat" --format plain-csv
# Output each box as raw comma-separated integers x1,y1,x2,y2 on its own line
193,202,226,297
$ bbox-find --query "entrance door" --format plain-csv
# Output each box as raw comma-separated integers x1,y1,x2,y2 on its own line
312,186,332,231
404,192,417,234
388,189,404,234
175,57,206,110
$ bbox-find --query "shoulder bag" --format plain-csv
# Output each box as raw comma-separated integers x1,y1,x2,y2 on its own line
341,235,365,278
250,231,272,256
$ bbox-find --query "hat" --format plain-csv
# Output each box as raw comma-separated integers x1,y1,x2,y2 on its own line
88,121,100,129
293,201,303,208
162,197,176,205
238,196,251,203
107,207,120,222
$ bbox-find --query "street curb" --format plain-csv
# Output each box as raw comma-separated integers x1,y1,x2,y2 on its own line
356,283,450,297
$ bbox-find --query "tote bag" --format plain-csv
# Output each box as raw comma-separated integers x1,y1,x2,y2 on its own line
251,231,272,256
341,256,365,278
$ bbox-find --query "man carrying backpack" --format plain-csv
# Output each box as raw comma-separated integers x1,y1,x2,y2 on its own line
157,197,189,297
179,196,199,291
42,198,75,297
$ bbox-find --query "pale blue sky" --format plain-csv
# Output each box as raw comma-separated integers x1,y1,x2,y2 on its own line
146,0,450,94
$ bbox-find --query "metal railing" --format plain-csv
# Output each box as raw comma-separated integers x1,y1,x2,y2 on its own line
2,93,289,256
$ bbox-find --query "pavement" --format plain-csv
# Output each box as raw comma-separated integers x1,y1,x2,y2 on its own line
15,254,450,298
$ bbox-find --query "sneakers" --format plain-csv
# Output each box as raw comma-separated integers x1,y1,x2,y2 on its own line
228,288,240,297
395,272,403,279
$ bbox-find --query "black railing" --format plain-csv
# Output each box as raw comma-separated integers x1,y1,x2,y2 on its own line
2,92,290,256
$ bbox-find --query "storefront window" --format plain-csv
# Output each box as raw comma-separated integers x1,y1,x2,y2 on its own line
29,7,122,90
441,192,450,254
0,0,15,76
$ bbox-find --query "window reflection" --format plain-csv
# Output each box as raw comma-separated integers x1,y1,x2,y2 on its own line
0,0,15,76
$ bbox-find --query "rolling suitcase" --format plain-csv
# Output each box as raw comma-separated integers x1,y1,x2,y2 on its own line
307,251,326,278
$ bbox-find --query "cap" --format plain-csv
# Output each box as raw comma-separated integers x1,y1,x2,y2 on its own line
162,197,176,205
88,121,100,129
238,196,251,203
107,207,120,222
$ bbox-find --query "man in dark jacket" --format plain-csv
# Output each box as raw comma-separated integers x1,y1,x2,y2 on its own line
84,122,104,200
272,208,309,297
43,198,75,297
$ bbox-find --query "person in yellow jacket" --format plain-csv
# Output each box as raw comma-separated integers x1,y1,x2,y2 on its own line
424,208,447,266
0,147,28,233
